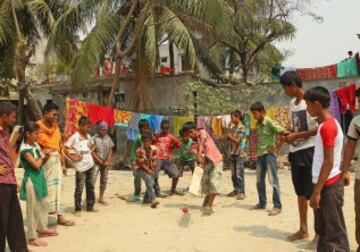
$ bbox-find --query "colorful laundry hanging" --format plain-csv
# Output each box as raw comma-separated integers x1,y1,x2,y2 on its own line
211,117,223,138
275,106,291,129
149,115,164,133
297,65,337,81
114,110,132,127
127,113,141,140
329,91,341,123
336,84,357,114
249,114,256,130
243,113,251,136
64,98,88,140
337,58,359,78
197,116,212,134
266,107,277,120
221,115,231,128
171,116,194,137
86,103,115,127
249,130,257,161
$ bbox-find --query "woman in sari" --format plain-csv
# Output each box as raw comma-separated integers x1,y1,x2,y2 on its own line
37,103,74,226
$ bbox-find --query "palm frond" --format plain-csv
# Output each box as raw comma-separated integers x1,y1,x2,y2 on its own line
0,0,15,46
45,0,101,63
70,3,120,90
26,0,56,36
142,8,157,70
158,6,196,69
192,36,224,76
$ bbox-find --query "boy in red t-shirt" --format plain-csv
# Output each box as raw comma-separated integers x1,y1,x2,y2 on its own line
304,86,349,252
154,120,182,196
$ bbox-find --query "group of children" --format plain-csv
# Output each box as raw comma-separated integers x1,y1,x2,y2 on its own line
0,70,357,251
127,118,225,215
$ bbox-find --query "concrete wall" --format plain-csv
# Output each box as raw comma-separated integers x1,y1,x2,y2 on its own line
35,75,360,116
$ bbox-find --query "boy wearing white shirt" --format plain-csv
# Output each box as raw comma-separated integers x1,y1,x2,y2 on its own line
65,117,98,216
304,86,349,252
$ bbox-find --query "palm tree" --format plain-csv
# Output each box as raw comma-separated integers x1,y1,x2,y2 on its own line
46,0,231,110
0,0,68,120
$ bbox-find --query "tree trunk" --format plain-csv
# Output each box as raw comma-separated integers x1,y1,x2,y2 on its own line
169,40,175,75
14,38,42,121
107,55,122,108
11,0,42,121
132,57,151,111
240,53,248,83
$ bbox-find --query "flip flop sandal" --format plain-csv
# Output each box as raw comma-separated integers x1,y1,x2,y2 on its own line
30,239,48,247
287,231,309,241
39,230,59,237
268,208,281,216
58,220,75,226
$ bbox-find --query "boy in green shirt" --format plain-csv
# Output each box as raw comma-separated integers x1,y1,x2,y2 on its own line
128,119,151,202
177,128,196,176
250,102,287,216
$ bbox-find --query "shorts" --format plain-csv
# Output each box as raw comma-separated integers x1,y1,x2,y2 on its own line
201,161,223,194
288,147,314,199
177,160,196,177
156,160,179,178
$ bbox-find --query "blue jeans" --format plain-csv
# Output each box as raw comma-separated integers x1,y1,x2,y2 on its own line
256,153,282,210
134,169,142,196
230,155,245,194
134,169,156,201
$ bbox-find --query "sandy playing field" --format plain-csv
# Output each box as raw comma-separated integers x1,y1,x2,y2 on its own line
13,168,357,252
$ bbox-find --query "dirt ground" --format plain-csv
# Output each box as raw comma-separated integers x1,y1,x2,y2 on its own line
12,168,358,252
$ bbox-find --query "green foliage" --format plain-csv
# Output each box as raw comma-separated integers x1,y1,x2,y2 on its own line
184,79,282,114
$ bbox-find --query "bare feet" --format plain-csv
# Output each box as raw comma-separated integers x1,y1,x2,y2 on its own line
87,208,99,213
305,235,319,250
29,238,48,247
236,193,246,200
250,204,266,210
58,215,75,226
74,211,82,217
268,208,281,216
150,200,160,208
202,206,214,217
169,191,185,196
287,230,309,241
39,229,59,237
98,199,108,205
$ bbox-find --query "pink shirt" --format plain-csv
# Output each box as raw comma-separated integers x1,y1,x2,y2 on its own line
0,127,16,185
155,133,180,160
199,129,223,166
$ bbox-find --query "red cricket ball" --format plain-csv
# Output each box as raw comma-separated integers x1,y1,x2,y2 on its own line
182,207,189,213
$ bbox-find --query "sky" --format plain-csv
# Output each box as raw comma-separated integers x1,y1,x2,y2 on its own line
276,0,360,68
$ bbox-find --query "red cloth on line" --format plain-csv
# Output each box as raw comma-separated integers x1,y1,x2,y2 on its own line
336,84,357,114
86,103,115,127
297,65,337,81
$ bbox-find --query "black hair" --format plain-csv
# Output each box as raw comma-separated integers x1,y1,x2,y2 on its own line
0,102,17,117
138,119,149,130
356,87,360,97
182,121,196,134
231,110,243,120
279,71,302,88
250,102,265,112
161,119,170,128
16,121,40,152
42,102,59,114
78,116,91,126
141,131,153,142
179,128,184,136
348,50,353,55
303,86,330,108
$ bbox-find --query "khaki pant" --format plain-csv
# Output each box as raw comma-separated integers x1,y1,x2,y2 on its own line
355,180,360,252
26,179,48,239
